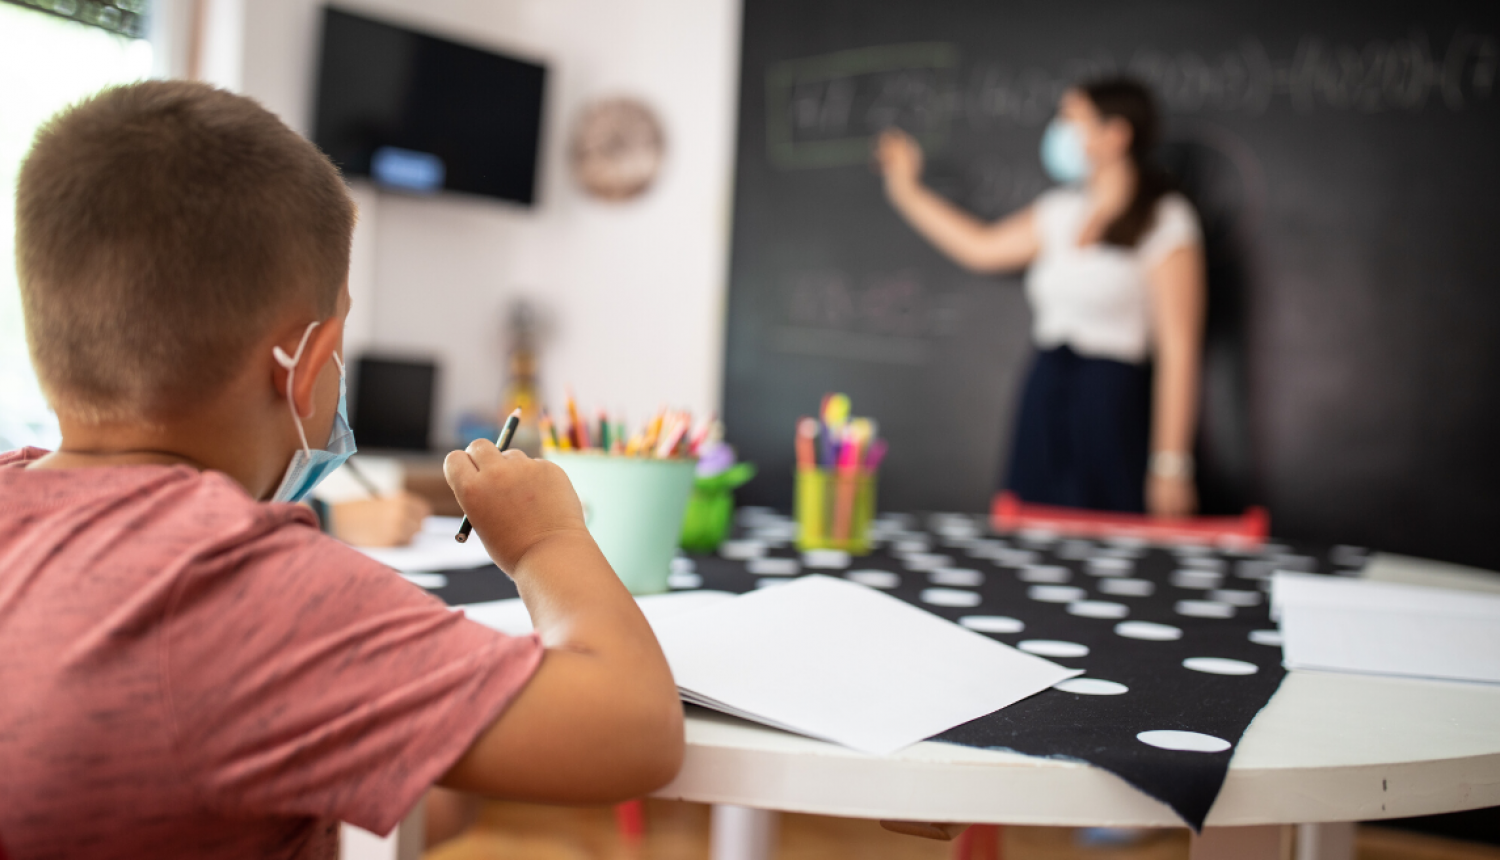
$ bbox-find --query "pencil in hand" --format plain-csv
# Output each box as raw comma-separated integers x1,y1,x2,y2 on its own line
455,408,522,544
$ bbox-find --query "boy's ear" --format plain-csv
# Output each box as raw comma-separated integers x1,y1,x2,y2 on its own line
270,316,346,418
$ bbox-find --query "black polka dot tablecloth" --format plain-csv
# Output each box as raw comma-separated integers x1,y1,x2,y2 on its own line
423,509,1369,831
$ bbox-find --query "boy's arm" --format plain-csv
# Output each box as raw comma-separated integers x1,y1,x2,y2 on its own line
437,441,684,802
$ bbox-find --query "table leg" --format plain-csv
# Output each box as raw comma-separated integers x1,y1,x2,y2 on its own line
1189,825,1286,860
1297,823,1355,860
710,804,779,860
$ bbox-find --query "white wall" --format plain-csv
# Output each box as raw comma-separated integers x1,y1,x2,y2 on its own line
233,0,741,443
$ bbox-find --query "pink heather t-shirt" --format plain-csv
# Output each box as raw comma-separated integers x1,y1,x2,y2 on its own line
0,448,543,860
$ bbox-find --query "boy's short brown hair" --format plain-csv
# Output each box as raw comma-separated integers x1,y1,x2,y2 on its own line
16,80,355,424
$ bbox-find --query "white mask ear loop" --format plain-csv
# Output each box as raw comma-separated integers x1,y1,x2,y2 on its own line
272,321,321,455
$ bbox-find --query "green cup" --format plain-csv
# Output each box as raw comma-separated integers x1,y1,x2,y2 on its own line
545,452,696,595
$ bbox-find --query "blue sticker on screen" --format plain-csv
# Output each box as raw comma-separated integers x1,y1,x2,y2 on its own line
371,146,446,193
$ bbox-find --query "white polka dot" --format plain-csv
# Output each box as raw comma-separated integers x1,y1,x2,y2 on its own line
1176,600,1236,619
667,571,703,589
1105,534,1149,549
1018,639,1089,658
1172,543,1213,557
934,521,981,540
1236,559,1276,580
990,548,1040,566
847,569,900,589
1018,564,1071,584
802,549,851,569
1249,629,1284,647
1054,678,1129,696
1018,528,1060,545
1183,657,1259,676
750,522,797,542
920,587,982,608
670,556,696,574
747,557,800,576
1136,730,1231,753
720,539,768,560
1209,588,1262,607
1099,578,1155,597
959,615,1025,634
893,539,931,554
755,577,794,588
1086,557,1133,577
1115,621,1183,641
1181,556,1225,571
929,567,984,587
1257,543,1292,556
1057,540,1096,560
735,506,779,526
963,539,1008,557
1272,554,1316,572
1028,585,1086,603
1068,600,1129,619
1171,569,1224,589
902,553,954,571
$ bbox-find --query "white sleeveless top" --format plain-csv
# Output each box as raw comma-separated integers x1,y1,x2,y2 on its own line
1024,188,1201,364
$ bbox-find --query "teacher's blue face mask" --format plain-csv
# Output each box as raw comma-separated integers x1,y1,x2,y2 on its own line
1040,118,1091,184
269,321,357,504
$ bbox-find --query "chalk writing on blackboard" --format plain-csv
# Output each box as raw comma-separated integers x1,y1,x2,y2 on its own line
768,29,1498,169
770,269,969,365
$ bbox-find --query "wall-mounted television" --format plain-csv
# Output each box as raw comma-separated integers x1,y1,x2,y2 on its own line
311,7,547,205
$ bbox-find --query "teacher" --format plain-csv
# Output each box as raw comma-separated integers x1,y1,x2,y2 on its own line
876,77,1205,517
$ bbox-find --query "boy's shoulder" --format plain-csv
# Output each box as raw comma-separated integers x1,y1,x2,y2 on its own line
0,446,321,551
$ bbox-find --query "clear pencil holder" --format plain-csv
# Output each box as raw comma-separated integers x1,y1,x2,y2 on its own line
794,467,877,554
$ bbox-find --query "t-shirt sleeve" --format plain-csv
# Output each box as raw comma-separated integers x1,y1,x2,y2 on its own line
162,513,543,835
1138,194,1202,267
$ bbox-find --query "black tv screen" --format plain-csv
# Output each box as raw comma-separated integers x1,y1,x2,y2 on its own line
312,7,547,205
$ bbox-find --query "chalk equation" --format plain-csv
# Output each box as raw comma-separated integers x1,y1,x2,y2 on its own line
767,29,1498,169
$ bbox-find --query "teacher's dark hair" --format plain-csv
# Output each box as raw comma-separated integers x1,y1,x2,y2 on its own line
1080,77,1172,248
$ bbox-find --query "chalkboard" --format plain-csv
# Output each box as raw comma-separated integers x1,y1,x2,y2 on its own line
722,0,1500,570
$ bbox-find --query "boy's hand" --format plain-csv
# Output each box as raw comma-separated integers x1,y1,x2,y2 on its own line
443,441,589,573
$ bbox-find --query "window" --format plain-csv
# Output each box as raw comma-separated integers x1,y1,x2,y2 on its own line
0,3,153,448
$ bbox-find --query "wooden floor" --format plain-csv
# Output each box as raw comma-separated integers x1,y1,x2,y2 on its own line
426,799,1500,860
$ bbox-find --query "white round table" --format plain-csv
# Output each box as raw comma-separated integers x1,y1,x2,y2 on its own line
654,553,1500,860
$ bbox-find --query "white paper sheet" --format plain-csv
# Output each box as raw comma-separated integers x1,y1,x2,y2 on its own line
1273,572,1500,684
652,575,1080,755
354,516,496,572
458,590,738,636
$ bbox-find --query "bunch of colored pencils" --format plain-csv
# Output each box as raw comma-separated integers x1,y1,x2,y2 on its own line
795,394,887,545
540,392,719,460
794,393,888,474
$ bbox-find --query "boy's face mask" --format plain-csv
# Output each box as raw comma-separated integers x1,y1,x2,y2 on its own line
269,321,357,504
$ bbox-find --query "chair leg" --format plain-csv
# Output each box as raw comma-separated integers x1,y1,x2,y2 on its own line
953,824,1002,860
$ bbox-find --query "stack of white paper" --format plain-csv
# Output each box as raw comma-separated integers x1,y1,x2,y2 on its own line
652,575,1079,755
459,575,1078,755
1273,572,1500,684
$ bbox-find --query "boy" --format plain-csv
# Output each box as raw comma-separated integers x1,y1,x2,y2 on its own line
0,81,683,858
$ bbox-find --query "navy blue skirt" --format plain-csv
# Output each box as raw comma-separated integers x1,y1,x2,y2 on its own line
1003,345,1151,514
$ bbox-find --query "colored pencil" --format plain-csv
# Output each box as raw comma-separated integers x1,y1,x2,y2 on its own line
455,409,521,543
